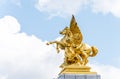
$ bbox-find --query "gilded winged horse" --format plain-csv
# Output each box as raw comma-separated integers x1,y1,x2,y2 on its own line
47,27,79,66
47,15,98,67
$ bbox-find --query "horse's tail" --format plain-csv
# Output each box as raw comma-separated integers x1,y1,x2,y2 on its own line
89,46,98,57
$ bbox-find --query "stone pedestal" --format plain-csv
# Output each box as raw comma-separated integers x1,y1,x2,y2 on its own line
58,74,101,79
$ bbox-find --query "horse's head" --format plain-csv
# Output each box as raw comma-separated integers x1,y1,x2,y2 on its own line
59,27,71,35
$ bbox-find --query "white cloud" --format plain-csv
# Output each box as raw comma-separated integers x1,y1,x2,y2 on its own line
35,0,120,18
0,15,63,79
91,0,120,17
91,0,112,14
35,0,89,18
0,0,21,7
0,75,7,79
0,16,20,34
91,63,120,79
11,0,21,6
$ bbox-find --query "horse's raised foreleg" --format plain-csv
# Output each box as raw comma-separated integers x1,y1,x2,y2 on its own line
46,41,58,45
46,41,60,53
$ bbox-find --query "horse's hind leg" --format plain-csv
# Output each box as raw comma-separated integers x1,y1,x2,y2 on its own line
84,59,88,65
81,52,88,65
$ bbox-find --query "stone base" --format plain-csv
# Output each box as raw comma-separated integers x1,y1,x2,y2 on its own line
57,74,101,79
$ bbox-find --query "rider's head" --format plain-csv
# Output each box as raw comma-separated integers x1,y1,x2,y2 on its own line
60,26,69,35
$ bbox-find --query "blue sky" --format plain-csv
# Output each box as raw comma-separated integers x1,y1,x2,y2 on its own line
0,0,120,79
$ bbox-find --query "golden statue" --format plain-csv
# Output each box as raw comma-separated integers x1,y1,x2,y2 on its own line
47,15,98,74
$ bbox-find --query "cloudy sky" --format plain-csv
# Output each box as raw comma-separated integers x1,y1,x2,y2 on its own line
0,0,120,79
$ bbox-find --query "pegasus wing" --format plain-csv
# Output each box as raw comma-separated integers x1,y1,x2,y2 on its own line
70,15,83,46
